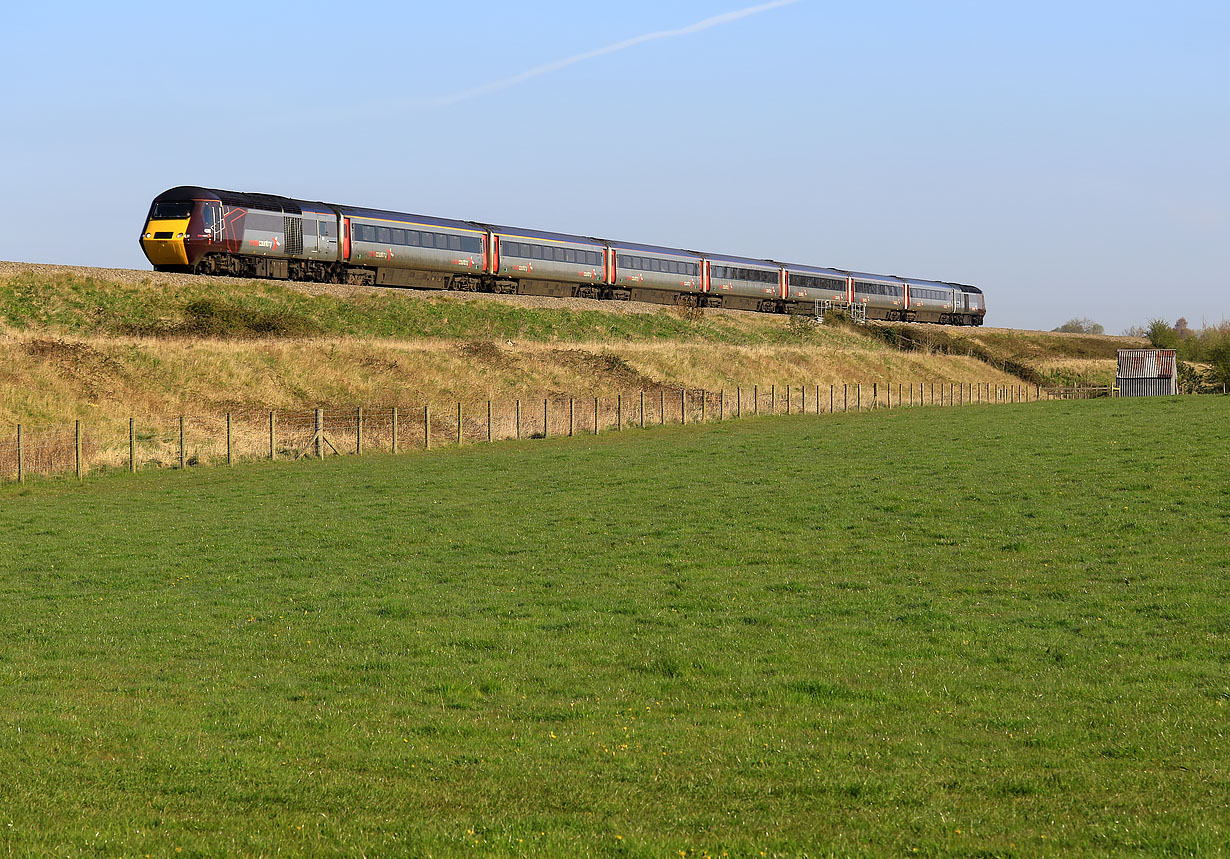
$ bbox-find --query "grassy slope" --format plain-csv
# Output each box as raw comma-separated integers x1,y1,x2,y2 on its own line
876,323,1148,386
0,270,1120,426
1,397,1226,855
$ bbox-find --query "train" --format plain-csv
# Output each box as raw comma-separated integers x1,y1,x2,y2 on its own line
140,186,986,325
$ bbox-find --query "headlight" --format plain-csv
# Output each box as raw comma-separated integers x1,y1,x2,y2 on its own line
144,233,152,239
176,233,185,239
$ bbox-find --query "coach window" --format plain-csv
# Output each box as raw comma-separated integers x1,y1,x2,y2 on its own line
564,248,576,264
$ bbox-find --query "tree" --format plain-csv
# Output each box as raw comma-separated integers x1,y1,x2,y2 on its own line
1146,319,1179,350
1053,317,1104,335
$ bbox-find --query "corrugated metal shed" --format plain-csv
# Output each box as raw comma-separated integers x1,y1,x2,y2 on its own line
1117,349,1177,396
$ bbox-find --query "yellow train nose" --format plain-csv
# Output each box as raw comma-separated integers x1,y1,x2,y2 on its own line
140,218,191,266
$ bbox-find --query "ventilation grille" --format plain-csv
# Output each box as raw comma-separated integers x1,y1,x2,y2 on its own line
154,231,173,239
284,217,303,256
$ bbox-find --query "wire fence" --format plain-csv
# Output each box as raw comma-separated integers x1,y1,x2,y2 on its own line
0,381,1169,485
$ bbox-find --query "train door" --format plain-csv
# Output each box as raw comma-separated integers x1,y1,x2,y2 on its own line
317,215,339,260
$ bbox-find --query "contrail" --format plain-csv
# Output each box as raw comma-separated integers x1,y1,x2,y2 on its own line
432,0,803,108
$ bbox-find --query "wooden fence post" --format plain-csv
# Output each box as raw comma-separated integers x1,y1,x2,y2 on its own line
130,417,136,473
801,385,806,414
76,420,83,480
315,409,324,459
771,384,776,414
392,407,398,453
786,384,791,414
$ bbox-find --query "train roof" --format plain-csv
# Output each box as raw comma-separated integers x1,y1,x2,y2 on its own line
336,205,479,232
598,239,700,258
696,251,780,268
778,262,848,278
154,186,311,215
479,223,604,246
839,269,907,284
946,282,983,294
896,276,954,290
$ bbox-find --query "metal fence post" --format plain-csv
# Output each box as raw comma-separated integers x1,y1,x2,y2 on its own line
681,389,686,425
660,390,665,425
516,399,521,439
639,391,644,428
316,409,324,458
594,397,599,435
488,400,492,442
226,412,233,466
76,420,82,479
720,389,725,420
569,397,574,437
543,398,548,438
129,417,136,473
357,407,363,454
617,394,622,431
771,384,776,414
179,416,185,470
458,402,463,446
392,407,398,453
424,405,430,450
701,390,706,422
754,385,759,416
786,384,791,414
737,386,742,418
269,411,275,460
16,424,23,484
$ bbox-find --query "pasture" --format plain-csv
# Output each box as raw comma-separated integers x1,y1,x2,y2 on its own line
0,397,1226,855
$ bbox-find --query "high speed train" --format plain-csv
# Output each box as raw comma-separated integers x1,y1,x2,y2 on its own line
140,186,985,325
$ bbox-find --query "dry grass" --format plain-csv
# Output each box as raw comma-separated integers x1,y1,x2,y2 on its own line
1,330,1027,432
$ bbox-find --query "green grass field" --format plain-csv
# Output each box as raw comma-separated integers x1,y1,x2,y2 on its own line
0,397,1226,856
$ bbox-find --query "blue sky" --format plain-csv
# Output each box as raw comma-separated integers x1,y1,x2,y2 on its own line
2,0,1226,332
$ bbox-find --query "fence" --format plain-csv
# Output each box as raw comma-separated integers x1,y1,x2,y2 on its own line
0,381,1151,485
